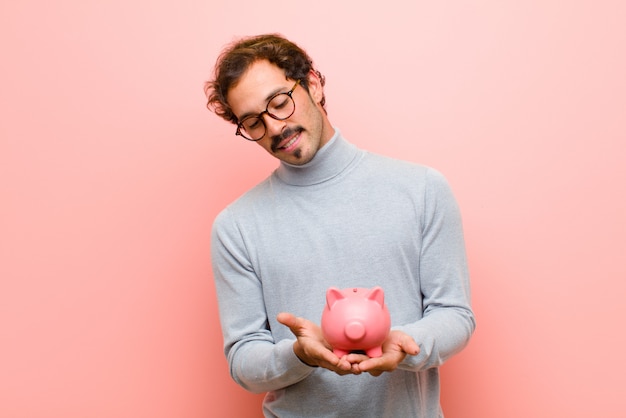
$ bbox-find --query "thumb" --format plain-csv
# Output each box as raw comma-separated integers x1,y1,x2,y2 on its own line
276,312,298,329
400,335,420,356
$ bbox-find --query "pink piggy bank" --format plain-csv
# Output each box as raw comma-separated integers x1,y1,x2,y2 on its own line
321,286,391,358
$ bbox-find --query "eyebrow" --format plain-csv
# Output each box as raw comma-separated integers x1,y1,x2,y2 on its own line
237,85,290,121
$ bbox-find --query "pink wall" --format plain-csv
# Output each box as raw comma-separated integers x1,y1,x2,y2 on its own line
2,1,625,417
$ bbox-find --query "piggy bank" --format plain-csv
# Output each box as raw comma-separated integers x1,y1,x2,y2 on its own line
321,286,391,358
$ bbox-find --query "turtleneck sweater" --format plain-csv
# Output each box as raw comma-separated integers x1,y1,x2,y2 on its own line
211,129,475,417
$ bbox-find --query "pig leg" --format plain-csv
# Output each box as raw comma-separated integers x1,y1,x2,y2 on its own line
365,346,383,358
332,348,350,357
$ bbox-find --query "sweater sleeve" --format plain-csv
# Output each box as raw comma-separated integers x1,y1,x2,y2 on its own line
394,168,476,371
210,208,315,393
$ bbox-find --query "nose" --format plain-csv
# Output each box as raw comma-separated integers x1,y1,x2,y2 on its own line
262,113,286,138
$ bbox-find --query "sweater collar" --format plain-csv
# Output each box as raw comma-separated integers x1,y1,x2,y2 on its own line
274,128,360,186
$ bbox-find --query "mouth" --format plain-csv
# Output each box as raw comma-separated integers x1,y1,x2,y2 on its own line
272,128,303,153
280,134,300,151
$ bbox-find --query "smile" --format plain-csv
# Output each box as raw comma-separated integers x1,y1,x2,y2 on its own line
279,132,300,151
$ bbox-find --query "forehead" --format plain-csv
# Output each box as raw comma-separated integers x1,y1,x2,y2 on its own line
227,60,290,118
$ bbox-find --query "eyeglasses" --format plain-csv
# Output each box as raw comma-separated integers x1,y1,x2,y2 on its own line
235,79,301,141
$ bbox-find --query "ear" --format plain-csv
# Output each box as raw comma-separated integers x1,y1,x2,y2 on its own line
306,69,324,104
367,286,385,307
326,287,345,308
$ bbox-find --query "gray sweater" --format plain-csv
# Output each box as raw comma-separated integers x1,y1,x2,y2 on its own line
211,129,475,417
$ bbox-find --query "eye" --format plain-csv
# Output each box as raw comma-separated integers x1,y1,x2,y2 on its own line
245,118,262,130
270,94,289,110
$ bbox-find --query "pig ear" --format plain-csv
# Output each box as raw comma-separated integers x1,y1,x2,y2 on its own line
367,286,385,307
326,287,345,308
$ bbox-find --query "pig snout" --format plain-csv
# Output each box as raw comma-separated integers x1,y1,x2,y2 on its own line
344,321,366,341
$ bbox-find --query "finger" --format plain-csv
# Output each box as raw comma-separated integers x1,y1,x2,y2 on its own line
399,336,420,355
321,352,352,372
349,362,363,375
355,356,384,373
343,353,369,364
310,348,353,373
276,312,299,330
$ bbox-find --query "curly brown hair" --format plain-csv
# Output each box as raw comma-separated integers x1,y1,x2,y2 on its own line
204,34,326,125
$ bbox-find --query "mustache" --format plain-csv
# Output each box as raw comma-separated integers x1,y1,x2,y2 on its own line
270,126,304,152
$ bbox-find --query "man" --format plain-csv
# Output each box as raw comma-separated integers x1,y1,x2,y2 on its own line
205,34,475,417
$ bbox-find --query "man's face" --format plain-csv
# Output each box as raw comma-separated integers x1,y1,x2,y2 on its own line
226,60,333,165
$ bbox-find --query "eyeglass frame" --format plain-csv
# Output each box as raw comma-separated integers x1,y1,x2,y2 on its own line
235,79,302,141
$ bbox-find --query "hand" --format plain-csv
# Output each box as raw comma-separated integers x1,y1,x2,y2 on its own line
348,330,420,377
277,312,354,375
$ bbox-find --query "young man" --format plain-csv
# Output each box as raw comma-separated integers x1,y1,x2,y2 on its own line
206,34,475,417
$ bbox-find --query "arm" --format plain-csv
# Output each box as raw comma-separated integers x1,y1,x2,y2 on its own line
398,168,475,370
358,169,475,374
211,209,316,393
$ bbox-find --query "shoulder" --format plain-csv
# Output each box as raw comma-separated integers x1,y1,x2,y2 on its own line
361,151,448,186
212,173,278,231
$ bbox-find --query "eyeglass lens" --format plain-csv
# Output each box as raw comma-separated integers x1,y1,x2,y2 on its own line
239,93,295,140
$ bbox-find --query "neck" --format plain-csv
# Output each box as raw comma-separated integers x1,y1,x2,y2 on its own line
275,128,361,186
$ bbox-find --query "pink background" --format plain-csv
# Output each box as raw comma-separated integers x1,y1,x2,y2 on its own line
2,1,625,417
